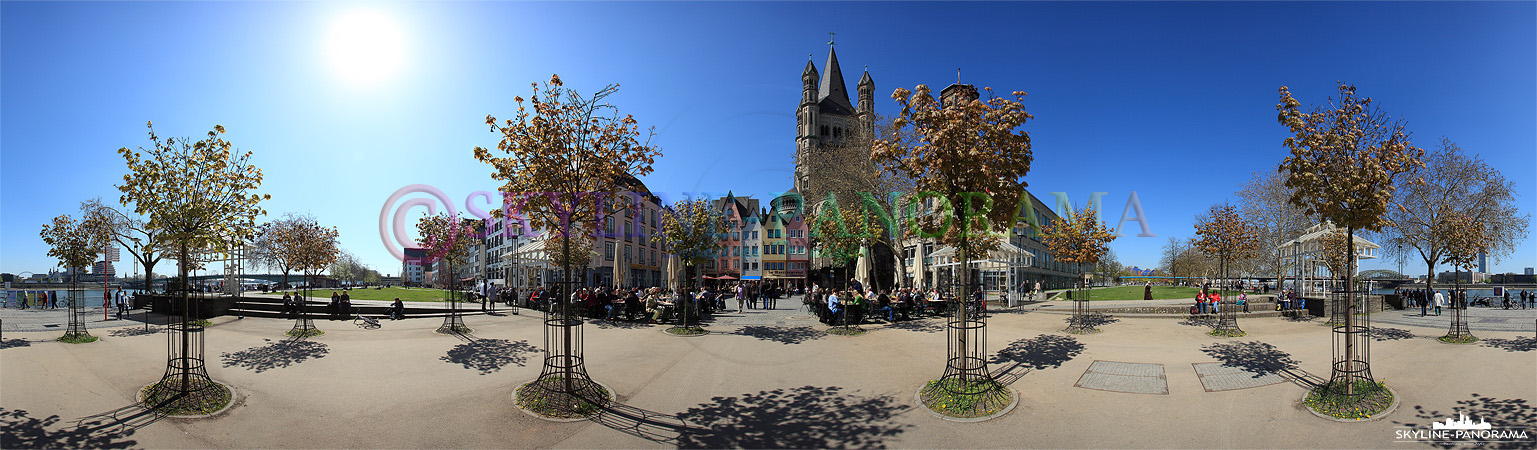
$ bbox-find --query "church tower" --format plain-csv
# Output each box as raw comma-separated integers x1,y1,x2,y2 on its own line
794,42,873,196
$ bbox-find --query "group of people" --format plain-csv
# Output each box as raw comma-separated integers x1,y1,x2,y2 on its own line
8,287,134,318
1192,285,1252,314
279,290,355,320
1277,288,1307,313
804,280,983,326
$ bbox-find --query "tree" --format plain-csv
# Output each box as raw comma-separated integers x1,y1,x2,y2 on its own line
417,213,476,334
271,214,339,337
81,198,168,293
1236,170,1312,281
252,215,305,289
1276,83,1422,398
871,82,1034,418
474,74,661,417
117,121,267,413
40,212,113,342
1042,203,1118,333
1193,203,1261,336
1437,211,1490,342
655,199,726,333
1382,137,1530,305
799,115,916,287
808,200,884,288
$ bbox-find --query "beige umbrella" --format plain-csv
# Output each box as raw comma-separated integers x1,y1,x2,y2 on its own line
854,245,871,290
667,254,682,292
613,256,626,289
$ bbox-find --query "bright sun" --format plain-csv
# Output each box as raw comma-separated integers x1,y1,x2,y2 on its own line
325,10,406,86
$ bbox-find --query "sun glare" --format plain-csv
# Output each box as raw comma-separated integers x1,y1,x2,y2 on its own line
324,10,406,86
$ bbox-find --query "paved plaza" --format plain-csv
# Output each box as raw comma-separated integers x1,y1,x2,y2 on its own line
2,301,1534,449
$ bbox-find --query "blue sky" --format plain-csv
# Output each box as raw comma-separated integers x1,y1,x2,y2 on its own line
3,1,1534,278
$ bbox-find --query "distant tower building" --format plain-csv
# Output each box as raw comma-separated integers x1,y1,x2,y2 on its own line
1526,267,1534,276
1478,251,1487,273
793,42,875,196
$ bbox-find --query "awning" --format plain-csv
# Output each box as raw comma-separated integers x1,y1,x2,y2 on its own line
716,275,738,280
740,275,762,280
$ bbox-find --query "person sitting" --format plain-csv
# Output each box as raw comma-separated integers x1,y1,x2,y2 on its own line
330,291,342,319
282,292,294,317
1196,291,1207,315
646,291,663,323
340,291,352,319
390,298,405,320
625,289,642,321
877,290,895,322
827,291,843,325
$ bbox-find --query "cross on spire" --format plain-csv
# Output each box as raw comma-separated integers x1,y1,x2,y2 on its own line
828,31,836,46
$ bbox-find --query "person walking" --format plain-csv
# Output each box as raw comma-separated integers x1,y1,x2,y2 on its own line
1421,289,1429,316
735,283,746,314
1433,289,1445,316
114,286,128,319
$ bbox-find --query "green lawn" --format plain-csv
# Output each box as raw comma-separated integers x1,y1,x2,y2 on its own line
284,286,465,303
1065,285,1206,301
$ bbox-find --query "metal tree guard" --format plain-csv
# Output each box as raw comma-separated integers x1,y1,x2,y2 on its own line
1446,266,1473,341
1327,274,1375,396
152,286,219,409
439,267,468,334
920,280,1009,417
1064,273,1098,334
65,286,92,339
1213,259,1244,336
526,279,608,415
291,273,319,336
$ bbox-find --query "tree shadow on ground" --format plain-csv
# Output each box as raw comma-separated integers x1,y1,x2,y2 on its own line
589,401,698,446
0,338,31,349
441,338,540,374
990,334,1085,385
1394,394,1537,449
591,319,653,330
220,338,329,373
674,386,912,449
1282,313,1317,323
884,319,944,334
0,408,138,449
1065,314,1119,328
1369,326,1416,341
1200,341,1302,381
1479,337,1537,352
108,326,159,338
730,326,825,345
1179,316,1215,328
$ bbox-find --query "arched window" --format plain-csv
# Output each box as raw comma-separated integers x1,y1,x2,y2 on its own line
820,125,829,136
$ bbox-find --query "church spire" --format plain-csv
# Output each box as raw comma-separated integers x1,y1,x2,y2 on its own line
818,46,853,112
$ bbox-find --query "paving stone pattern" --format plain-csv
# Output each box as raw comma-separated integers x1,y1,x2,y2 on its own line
1075,361,1168,395
1370,307,1537,333
1191,362,1285,392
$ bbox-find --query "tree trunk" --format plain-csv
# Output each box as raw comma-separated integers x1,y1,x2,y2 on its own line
1344,226,1356,395
178,241,190,396
561,233,573,395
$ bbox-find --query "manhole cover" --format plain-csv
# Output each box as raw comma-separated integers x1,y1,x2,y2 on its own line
1191,363,1285,392
43,324,60,328
1074,361,1167,395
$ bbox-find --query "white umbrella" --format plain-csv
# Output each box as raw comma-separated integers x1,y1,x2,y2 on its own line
667,254,682,292
613,257,626,289
854,246,870,290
